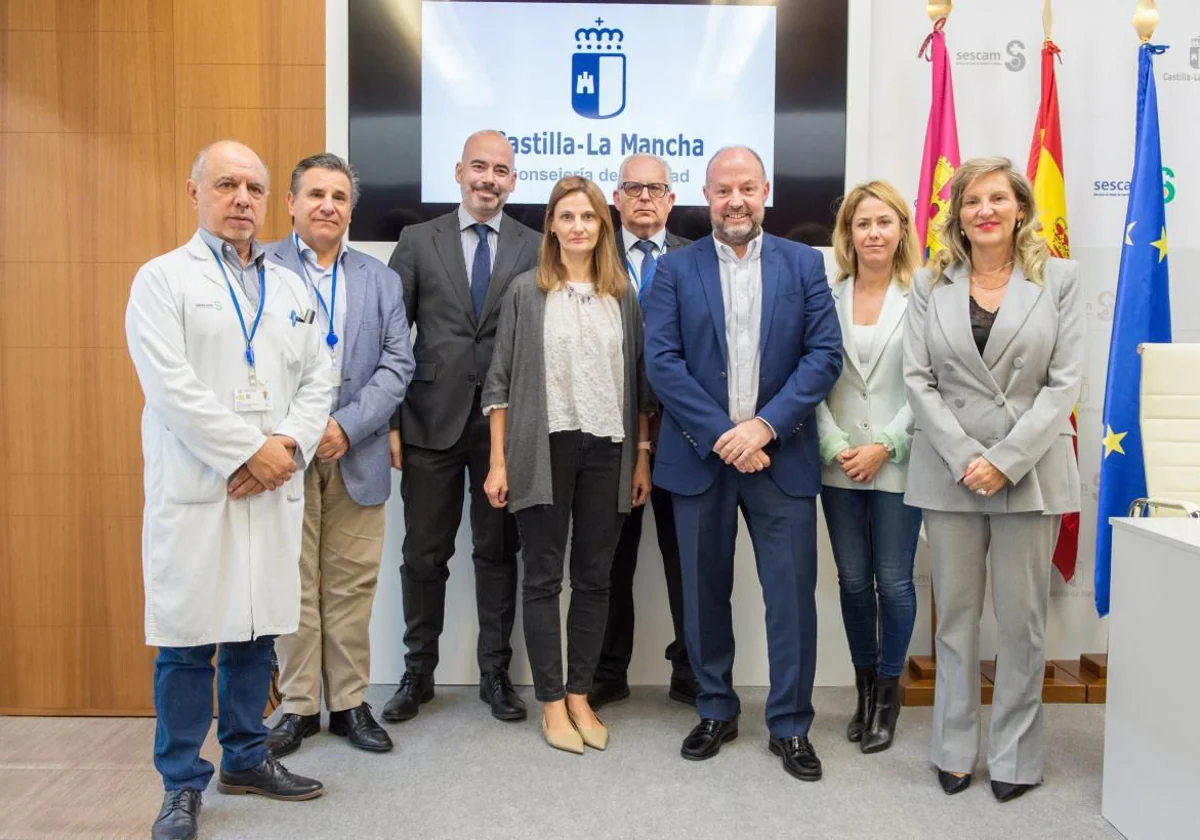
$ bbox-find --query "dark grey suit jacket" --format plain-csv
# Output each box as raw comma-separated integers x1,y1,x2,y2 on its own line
388,210,539,450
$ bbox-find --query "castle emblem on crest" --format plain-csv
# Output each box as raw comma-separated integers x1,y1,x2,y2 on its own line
572,18,626,120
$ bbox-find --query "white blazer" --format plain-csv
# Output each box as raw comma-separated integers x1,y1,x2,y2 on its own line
125,231,330,647
817,277,914,493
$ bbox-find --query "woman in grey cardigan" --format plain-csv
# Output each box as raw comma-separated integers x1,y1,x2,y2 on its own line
904,158,1082,802
483,176,654,755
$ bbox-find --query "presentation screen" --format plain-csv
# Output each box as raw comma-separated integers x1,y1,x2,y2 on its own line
349,0,848,244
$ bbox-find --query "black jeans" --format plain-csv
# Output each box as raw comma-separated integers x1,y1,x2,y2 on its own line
514,431,626,702
400,389,520,676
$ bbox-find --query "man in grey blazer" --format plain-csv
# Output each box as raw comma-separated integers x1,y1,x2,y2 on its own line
264,153,414,756
590,153,698,710
383,130,539,724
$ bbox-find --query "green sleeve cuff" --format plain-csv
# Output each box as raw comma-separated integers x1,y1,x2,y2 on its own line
873,428,911,464
819,431,852,465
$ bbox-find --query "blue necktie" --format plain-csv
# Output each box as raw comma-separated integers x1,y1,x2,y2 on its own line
470,223,492,319
634,239,657,304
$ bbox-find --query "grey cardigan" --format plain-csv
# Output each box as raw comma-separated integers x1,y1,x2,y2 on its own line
482,270,655,514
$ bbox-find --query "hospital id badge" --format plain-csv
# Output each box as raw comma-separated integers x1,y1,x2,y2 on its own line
234,387,273,412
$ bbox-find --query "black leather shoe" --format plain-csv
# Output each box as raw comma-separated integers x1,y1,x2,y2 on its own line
861,675,900,754
668,675,700,706
991,780,1036,802
381,671,434,723
680,719,738,761
769,736,823,782
151,789,200,840
588,678,631,710
479,669,527,721
847,666,875,743
938,770,973,795
216,756,324,801
329,703,393,752
265,712,320,758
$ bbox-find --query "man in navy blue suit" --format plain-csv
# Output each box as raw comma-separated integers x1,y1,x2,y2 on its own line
642,146,842,782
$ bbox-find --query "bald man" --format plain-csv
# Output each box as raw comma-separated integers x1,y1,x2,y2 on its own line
126,141,328,840
382,130,538,725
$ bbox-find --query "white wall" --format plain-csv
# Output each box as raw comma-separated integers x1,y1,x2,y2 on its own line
326,0,1200,687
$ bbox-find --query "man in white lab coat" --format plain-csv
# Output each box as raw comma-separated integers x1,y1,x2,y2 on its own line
126,140,332,840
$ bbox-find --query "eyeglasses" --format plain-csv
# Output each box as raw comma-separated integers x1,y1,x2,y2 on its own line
619,181,670,199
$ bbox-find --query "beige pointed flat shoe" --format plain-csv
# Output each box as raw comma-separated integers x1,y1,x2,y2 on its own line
542,714,584,754
569,711,608,751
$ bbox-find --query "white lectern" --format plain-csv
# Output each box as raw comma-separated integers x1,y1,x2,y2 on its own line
1102,517,1200,838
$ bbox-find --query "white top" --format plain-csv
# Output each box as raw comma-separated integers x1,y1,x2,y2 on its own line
543,282,626,441
716,233,764,425
850,323,875,366
621,226,669,292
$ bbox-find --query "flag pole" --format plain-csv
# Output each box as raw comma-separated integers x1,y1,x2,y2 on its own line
1133,0,1158,43
1042,0,1053,41
927,1,952,24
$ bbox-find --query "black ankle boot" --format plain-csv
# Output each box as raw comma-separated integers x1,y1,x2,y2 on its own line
861,675,900,753
846,667,875,743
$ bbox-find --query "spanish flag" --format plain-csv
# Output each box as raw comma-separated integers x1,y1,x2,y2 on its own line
1026,40,1078,582
915,18,960,262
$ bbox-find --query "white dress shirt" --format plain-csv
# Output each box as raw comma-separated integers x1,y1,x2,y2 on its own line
293,232,348,412
621,226,669,293
458,204,501,287
716,233,764,425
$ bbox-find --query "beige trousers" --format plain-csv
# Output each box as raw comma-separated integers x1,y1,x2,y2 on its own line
275,459,386,715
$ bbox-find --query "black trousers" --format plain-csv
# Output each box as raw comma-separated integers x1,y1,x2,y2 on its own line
513,431,625,703
399,390,520,676
595,466,693,684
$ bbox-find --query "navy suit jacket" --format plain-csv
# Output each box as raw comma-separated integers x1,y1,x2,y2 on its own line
642,233,842,498
265,238,415,506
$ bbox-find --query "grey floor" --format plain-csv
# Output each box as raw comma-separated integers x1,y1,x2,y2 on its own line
0,685,1120,840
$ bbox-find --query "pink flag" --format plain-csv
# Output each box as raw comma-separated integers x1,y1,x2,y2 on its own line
915,19,961,261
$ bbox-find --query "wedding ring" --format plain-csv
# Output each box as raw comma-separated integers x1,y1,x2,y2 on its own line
976,489,987,496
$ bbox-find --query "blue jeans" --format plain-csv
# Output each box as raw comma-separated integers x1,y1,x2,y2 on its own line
821,486,921,678
153,635,275,791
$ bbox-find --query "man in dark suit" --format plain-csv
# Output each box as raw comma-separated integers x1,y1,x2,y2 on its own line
643,146,842,782
589,153,698,711
382,130,538,724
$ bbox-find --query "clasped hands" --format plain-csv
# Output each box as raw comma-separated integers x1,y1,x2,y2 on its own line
227,419,351,499
963,456,1007,497
713,419,774,474
835,443,890,483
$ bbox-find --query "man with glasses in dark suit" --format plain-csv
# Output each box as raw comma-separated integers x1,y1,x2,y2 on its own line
382,130,538,725
589,154,699,711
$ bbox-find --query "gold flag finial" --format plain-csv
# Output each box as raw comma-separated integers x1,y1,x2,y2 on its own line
1042,0,1054,41
1133,0,1159,43
927,2,952,24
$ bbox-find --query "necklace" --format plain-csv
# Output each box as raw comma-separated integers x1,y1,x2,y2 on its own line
970,260,1013,292
970,276,1010,292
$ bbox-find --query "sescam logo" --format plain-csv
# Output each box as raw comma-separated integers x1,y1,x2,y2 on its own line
1162,36,1200,82
572,18,626,120
956,39,1026,72
1092,166,1176,203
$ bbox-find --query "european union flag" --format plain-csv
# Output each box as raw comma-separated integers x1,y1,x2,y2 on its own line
1095,44,1173,617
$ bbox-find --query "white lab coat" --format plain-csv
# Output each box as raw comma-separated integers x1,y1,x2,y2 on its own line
125,231,330,647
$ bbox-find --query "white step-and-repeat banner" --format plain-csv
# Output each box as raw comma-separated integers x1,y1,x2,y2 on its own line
326,0,1200,687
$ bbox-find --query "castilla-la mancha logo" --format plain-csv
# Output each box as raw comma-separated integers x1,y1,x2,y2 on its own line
572,17,626,120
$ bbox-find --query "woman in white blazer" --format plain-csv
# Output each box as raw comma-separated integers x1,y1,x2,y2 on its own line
903,157,1082,802
817,180,923,755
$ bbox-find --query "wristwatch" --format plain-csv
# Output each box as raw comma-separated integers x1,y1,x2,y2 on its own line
880,441,895,456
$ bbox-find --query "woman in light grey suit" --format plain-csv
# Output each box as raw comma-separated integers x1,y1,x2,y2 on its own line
818,180,923,755
904,157,1082,802
482,176,654,755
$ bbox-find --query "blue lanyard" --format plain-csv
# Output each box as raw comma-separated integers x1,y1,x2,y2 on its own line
207,246,265,370
626,248,659,302
294,234,339,351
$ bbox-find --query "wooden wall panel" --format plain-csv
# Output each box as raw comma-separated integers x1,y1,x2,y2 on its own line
0,0,325,714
